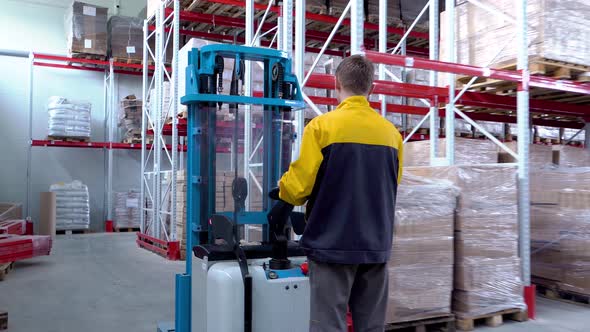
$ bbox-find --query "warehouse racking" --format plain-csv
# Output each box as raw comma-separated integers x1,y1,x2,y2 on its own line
24,53,186,232
144,0,590,319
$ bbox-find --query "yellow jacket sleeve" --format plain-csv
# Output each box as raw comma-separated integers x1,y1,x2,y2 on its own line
397,138,404,184
279,119,324,206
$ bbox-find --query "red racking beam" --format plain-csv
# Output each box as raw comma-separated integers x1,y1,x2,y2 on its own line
157,25,346,57
167,9,429,57
306,95,583,129
205,0,429,40
30,140,189,151
307,73,590,119
364,50,590,95
32,53,157,75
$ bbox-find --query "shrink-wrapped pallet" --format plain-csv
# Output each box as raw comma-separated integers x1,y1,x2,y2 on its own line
47,96,91,138
404,138,499,166
114,191,141,229
531,166,590,295
406,165,526,317
50,181,90,231
441,0,590,68
108,16,143,61
65,1,108,56
451,165,525,317
386,174,457,323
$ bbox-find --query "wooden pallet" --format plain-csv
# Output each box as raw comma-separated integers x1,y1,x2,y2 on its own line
114,227,140,233
122,135,154,144
0,311,6,330
456,309,527,331
0,262,14,281
112,57,144,65
47,136,90,143
71,53,106,61
386,314,456,332
56,229,90,235
534,277,590,306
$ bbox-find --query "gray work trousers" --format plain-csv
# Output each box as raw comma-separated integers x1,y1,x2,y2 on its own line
309,259,389,332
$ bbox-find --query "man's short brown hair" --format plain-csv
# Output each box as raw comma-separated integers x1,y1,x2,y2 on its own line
335,55,374,95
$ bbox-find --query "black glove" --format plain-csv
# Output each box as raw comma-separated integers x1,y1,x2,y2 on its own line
269,187,280,200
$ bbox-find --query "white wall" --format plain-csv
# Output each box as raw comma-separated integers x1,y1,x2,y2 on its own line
0,0,147,231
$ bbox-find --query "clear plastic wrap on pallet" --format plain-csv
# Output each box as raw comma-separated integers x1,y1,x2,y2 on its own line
537,126,561,140
0,203,22,222
118,95,143,140
442,0,590,67
531,169,590,295
455,119,472,135
406,165,525,317
114,191,140,229
65,1,108,56
47,96,91,138
556,146,590,167
50,180,90,230
564,128,586,143
404,138,499,166
475,121,504,137
108,15,143,60
500,142,557,166
386,174,458,323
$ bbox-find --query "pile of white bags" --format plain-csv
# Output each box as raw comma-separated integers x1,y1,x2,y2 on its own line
47,96,91,138
50,180,90,230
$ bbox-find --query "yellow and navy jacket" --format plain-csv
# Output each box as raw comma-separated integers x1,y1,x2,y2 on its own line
279,96,403,264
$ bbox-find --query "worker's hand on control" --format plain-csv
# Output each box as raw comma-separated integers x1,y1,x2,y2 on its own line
269,187,280,200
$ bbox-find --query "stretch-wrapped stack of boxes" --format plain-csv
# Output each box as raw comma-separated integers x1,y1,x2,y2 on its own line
108,16,143,61
451,165,524,317
47,96,91,139
114,191,140,229
406,165,525,319
441,0,590,68
65,1,108,56
386,175,457,323
50,181,90,231
531,166,590,295
403,138,499,167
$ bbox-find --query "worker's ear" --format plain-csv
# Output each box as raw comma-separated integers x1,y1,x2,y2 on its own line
335,77,341,93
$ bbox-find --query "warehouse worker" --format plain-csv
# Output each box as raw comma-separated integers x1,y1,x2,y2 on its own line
278,55,403,332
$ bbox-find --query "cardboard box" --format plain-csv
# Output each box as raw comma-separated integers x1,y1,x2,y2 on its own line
108,16,143,60
65,2,108,56
0,203,22,222
454,257,521,291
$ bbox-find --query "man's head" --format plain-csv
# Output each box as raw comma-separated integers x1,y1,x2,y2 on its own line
334,55,374,102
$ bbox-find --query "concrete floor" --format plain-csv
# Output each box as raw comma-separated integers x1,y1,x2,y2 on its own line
0,233,589,332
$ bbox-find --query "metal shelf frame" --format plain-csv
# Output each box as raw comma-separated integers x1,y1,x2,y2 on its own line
149,0,590,327
140,0,180,252
25,52,146,232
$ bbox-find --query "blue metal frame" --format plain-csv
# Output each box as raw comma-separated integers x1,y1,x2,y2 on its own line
174,45,303,332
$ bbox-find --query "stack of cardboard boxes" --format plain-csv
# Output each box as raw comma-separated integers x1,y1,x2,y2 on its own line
108,16,143,61
451,165,524,317
65,2,108,57
441,0,590,68
404,138,500,167
386,175,457,323
531,167,590,295
405,165,525,318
